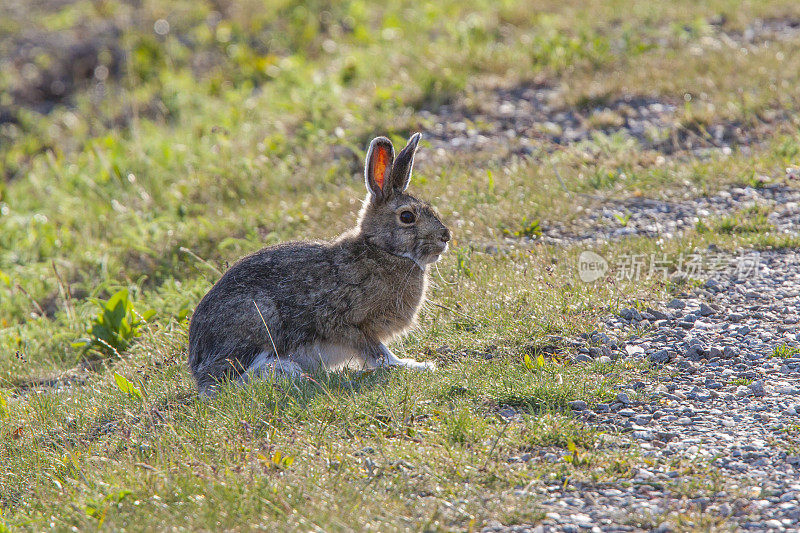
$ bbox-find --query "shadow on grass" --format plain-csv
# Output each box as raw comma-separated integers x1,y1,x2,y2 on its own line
84,367,395,443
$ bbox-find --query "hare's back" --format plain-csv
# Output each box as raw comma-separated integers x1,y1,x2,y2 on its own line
224,241,337,288
189,241,339,357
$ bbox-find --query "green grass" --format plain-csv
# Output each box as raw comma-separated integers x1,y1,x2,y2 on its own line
2,0,800,530
771,343,800,359
696,205,774,235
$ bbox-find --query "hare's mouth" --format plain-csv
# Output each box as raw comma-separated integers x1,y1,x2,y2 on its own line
420,242,448,265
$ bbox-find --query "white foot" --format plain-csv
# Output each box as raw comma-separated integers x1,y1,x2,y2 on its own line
376,344,436,371
245,352,304,380
395,358,437,371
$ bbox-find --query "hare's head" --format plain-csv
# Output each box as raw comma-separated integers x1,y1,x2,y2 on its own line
357,133,450,269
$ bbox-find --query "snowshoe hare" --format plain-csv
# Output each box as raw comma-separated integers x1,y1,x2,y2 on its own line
188,133,450,396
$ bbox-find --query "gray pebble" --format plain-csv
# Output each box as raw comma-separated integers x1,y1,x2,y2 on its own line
667,298,686,309
568,400,588,411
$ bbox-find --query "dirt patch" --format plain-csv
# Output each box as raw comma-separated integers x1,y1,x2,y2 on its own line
723,17,800,45
8,370,90,396
0,21,124,123
418,82,775,160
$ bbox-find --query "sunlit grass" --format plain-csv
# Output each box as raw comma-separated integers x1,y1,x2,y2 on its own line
2,0,800,529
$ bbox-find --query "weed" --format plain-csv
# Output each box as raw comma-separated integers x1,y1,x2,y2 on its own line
455,246,473,278
771,344,800,359
697,205,774,235
503,217,542,238
614,212,632,227
72,289,155,359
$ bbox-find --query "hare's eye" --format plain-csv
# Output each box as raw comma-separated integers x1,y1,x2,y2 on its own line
399,210,416,224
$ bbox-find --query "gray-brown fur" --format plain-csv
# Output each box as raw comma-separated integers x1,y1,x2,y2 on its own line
188,133,450,395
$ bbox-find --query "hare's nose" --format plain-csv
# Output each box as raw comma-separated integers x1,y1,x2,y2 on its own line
439,228,451,243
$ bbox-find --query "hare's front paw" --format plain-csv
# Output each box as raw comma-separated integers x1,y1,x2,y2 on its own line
376,343,436,371
397,358,436,372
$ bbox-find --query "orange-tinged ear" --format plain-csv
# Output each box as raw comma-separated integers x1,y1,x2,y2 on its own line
365,136,395,202
372,145,390,189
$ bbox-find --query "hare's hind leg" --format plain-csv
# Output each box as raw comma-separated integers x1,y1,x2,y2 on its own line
242,351,304,383
371,343,436,371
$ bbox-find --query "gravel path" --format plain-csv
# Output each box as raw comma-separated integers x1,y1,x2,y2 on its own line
540,183,800,244
418,18,800,164
420,85,756,160
486,250,800,532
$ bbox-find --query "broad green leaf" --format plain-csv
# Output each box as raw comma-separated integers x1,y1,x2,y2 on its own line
523,353,534,370
114,372,142,399
75,288,151,356
71,338,90,348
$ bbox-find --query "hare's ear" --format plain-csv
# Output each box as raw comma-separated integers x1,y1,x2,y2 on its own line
388,132,421,194
365,136,395,203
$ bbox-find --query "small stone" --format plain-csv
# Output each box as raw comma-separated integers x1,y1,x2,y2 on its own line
594,403,610,413
667,299,686,310
618,408,636,417
574,354,593,364
568,400,588,411
699,302,716,316
616,392,631,405
685,344,707,360
649,349,672,364
625,345,645,357
354,446,375,456
633,414,652,425
499,407,517,419
656,431,678,442
589,345,612,358
620,307,642,321
676,417,693,425
735,386,751,398
723,346,739,358
749,380,766,397
591,332,613,345
646,307,669,320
